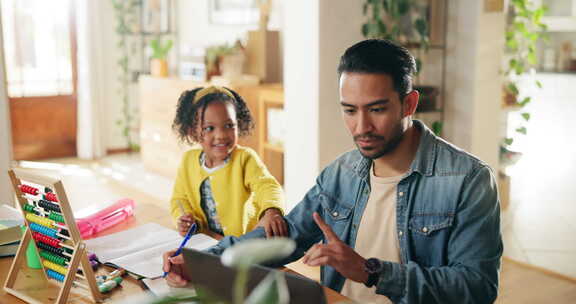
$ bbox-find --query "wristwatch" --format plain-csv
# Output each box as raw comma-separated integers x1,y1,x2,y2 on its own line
364,258,383,288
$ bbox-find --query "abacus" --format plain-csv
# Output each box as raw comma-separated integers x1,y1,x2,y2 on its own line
4,169,106,303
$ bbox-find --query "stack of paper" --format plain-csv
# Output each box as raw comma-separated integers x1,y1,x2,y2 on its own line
85,223,218,278
0,204,23,257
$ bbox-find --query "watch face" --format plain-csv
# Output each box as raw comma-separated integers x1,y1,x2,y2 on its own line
365,258,382,274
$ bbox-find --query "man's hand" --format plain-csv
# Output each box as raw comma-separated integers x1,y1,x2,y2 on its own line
257,208,288,238
162,249,189,287
302,212,369,284
177,214,195,237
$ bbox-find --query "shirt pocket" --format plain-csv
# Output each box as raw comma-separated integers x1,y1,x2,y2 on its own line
318,192,352,222
408,213,454,266
409,213,454,236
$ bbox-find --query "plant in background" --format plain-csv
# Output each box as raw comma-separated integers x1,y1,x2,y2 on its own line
150,38,174,60
111,0,141,151
205,42,242,77
362,0,430,72
149,38,173,78
362,0,444,135
501,0,548,159
146,238,296,304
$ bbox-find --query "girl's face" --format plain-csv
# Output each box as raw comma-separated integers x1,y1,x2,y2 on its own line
196,101,238,167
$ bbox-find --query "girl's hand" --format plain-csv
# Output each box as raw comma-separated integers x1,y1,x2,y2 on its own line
162,249,189,287
177,214,195,237
258,208,288,238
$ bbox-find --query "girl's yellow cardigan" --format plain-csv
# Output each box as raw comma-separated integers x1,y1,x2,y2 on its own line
170,146,285,237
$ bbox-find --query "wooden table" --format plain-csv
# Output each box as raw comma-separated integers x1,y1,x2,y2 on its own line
0,204,349,303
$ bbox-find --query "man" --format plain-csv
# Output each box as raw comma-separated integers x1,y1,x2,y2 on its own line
163,39,502,304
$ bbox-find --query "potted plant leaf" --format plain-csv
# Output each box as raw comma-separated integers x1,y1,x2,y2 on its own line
361,0,443,134
205,41,244,80
501,0,548,152
150,38,174,77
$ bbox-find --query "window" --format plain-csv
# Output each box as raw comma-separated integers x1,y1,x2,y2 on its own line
1,0,73,97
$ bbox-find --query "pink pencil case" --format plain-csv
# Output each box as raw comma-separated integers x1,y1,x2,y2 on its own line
76,198,135,239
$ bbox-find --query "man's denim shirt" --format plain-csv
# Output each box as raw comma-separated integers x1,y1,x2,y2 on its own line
207,120,503,304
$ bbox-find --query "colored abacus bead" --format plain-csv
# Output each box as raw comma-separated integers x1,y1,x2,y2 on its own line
38,199,61,213
40,250,68,266
46,269,65,282
23,204,35,213
48,212,65,223
26,213,55,228
43,260,68,275
59,228,70,236
36,242,69,259
30,222,58,238
33,232,60,248
19,184,39,195
45,192,58,202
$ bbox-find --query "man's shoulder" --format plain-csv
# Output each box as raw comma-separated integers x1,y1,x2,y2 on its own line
323,149,367,175
433,136,491,175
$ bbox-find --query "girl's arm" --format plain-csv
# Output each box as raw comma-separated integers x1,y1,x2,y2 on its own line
242,148,285,219
170,152,203,234
170,159,193,222
170,174,197,236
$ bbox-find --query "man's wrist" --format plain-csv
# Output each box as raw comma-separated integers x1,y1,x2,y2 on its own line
364,258,383,288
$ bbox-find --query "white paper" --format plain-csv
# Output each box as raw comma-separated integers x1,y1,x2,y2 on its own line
85,223,218,278
141,277,182,297
0,204,23,220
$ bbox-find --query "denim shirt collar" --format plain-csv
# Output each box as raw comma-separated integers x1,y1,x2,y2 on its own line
352,119,437,179
409,120,437,177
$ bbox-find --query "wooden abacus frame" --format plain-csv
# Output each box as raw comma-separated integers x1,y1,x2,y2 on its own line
4,169,104,303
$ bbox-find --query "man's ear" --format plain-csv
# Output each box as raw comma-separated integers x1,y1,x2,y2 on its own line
402,90,419,117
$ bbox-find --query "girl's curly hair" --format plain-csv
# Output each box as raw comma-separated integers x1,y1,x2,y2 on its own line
172,87,254,145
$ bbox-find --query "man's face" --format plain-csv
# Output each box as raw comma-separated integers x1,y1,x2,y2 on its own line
339,72,408,159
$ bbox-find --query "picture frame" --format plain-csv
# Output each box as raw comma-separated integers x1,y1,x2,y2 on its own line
209,0,259,25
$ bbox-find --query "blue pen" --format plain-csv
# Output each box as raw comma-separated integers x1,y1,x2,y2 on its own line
163,222,197,278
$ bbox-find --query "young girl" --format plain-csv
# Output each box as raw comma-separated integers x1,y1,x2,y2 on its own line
170,86,287,238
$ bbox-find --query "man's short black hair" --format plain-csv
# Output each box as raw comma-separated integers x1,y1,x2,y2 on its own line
337,39,417,100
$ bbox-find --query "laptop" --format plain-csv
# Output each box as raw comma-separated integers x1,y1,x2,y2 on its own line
182,248,327,304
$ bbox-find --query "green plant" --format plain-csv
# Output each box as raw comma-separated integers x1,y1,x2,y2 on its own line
112,0,141,151
362,0,430,72
362,0,445,136
150,38,174,60
205,42,241,73
502,0,548,148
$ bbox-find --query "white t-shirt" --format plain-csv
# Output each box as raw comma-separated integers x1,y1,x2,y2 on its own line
340,165,404,304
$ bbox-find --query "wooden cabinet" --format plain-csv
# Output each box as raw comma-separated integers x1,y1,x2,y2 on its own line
139,76,208,178
253,87,284,185
139,76,284,184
